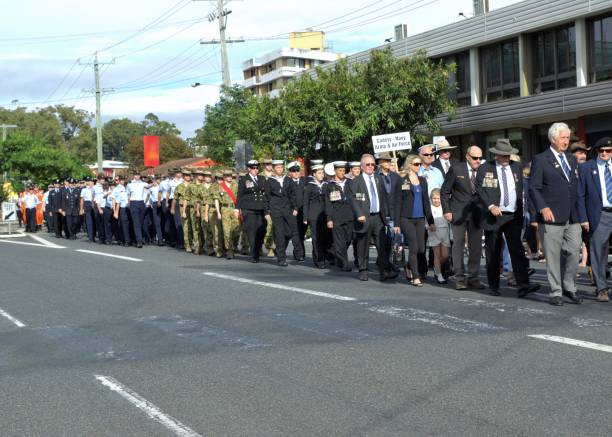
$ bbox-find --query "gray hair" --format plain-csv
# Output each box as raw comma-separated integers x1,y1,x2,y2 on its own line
548,122,570,143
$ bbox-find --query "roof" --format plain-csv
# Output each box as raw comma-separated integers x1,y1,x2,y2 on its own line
146,157,217,175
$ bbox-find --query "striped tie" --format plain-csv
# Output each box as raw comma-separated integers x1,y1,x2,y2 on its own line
605,163,612,204
501,167,509,207
559,153,571,180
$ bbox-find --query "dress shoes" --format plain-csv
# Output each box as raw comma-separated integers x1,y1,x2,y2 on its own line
380,269,398,282
549,296,563,306
359,271,368,281
562,290,583,304
455,281,467,290
517,283,540,298
250,258,259,263
527,268,536,276
489,289,501,296
468,281,486,290
596,289,610,302
278,260,288,267
341,266,352,272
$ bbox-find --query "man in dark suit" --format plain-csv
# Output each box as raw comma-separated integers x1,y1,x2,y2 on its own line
375,151,402,271
287,161,307,261
237,160,270,263
529,122,582,306
476,139,540,297
577,136,612,303
48,179,62,238
432,139,459,177
441,145,485,290
348,153,398,282
59,177,81,239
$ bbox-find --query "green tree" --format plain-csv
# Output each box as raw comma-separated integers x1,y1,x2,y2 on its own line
141,113,181,136
103,118,144,159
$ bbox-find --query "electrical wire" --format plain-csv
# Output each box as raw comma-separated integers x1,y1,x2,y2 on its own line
42,59,79,104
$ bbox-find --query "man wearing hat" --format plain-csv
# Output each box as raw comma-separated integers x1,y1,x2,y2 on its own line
159,170,173,244
169,169,185,249
174,169,194,253
59,177,81,239
577,136,612,303
432,139,458,176
93,174,107,244
237,160,270,263
48,178,62,238
304,163,331,268
347,162,361,180
376,152,402,271
219,170,240,259
127,171,149,248
112,175,131,246
477,139,540,298
21,186,40,233
571,141,591,165
80,177,96,242
288,161,307,261
530,122,582,306
325,161,353,271
195,170,222,257
261,159,276,257
145,175,163,246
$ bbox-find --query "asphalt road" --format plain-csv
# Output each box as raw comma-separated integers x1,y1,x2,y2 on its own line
0,232,611,436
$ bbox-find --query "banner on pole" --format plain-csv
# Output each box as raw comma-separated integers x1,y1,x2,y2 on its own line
372,132,412,153
143,136,160,167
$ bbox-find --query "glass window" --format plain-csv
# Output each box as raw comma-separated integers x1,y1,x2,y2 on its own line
533,24,576,93
434,51,471,106
480,39,519,102
590,14,612,82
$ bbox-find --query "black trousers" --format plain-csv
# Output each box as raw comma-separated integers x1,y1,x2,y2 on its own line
95,207,105,243
149,205,163,243
46,212,54,233
355,214,390,273
84,201,96,241
243,209,267,261
484,215,529,290
103,207,114,243
130,200,146,245
310,216,331,264
65,214,79,238
118,207,131,244
400,217,427,280
332,221,353,269
271,210,303,262
25,208,37,232
294,209,307,259
54,212,63,237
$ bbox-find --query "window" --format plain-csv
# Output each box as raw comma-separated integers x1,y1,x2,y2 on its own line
589,14,612,82
286,58,307,68
533,24,576,93
484,128,523,155
435,51,471,106
480,39,520,102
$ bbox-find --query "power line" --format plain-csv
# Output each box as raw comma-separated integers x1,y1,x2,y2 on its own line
42,59,79,104
60,63,90,101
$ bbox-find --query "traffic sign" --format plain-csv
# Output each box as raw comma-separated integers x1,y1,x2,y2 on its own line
2,202,17,222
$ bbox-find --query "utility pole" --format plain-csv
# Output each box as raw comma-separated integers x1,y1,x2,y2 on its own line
0,125,18,142
195,0,244,87
80,53,115,174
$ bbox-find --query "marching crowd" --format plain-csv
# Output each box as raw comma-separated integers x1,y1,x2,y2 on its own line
29,121,612,307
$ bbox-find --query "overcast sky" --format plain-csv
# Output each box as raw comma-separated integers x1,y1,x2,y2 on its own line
0,0,521,138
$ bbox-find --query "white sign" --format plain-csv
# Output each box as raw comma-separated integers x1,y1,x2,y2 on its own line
432,136,446,145
372,132,412,153
2,202,17,222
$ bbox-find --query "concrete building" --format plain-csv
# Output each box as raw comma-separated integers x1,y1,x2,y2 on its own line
242,31,343,97
311,0,612,160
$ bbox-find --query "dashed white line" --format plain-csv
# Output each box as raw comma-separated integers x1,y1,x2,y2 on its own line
528,335,612,353
0,306,26,328
75,249,142,262
95,375,202,437
203,272,356,301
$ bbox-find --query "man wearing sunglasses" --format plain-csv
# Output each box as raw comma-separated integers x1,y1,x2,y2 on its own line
577,137,612,303
441,146,486,290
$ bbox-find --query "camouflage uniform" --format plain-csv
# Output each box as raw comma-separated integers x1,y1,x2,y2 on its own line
207,182,224,257
195,180,218,256
218,175,240,258
186,181,203,254
174,178,193,252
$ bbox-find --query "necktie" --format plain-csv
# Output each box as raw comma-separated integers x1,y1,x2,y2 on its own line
559,153,571,180
369,176,378,213
605,164,612,204
444,161,450,174
501,167,509,207
470,169,476,193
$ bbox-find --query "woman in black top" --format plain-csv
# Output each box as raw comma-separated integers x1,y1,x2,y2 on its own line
393,154,434,286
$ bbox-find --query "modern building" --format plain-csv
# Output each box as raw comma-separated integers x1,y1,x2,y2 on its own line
87,160,129,178
311,0,612,160
242,31,343,97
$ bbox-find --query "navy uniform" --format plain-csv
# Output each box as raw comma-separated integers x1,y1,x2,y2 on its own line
93,176,106,244
127,172,148,248
113,177,131,246
287,161,307,261
80,177,96,242
325,162,354,271
60,178,81,239
237,159,269,263
303,164,332,268
48,179,62,237
103,181,116,244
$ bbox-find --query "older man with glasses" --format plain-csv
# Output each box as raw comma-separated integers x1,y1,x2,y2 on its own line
577,137,612,303
418,145,445,195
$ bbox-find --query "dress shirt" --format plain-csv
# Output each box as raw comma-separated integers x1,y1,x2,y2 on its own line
550,146,570,181
364,173,380,214
93,184,105,207
22,193,39,209
440,158,451,174
148,185,160,206
112,185,128,208
495,162,517,213
169,177,183,200
80,186,94,202
104,190,114,208
127,180,147,201
418,165,444,194
596,157,612,208
43,191,49,205
159,179,170,200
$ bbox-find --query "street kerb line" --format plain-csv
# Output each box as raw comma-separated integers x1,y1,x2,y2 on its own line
75,249,142,262
29,234,64,248
203,272,357,301
528,335,612,353
0,239,66,248
0,306,27,328
95,375,202,437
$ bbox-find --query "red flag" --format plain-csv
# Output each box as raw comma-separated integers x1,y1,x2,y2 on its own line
143,136,160,167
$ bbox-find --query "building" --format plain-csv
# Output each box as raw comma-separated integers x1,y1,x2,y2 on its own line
242,31,343,97
310,0,612,160
88,160,129,178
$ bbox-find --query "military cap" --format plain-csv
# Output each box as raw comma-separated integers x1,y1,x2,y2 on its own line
238,169,247,176
311,164,324,172
131,169,140,175
222,169,233,176
349,161,361,168
214,172,223,179
84,176,92,182
115,174,125,180
287,161,300,171
202,170,213,177
262,158,273,165
594,137,612,149
247,159,259,167
435,142,457,152
271,159,284,166
192,168,204,176
570,141,591,153
182,170,192,176
108,179,116,186
310,159,323,165
53,178,60,184
489,138,518,156
333,161,347,168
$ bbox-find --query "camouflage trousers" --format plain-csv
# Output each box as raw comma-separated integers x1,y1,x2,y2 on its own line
264,216,275,251
188,206,201,253
181,206,194,252
221,206,240,255
201,206,223,256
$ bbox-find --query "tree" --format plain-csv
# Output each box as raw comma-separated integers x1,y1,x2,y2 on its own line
122,134,193,170
141,113,181,136
103,118,144,159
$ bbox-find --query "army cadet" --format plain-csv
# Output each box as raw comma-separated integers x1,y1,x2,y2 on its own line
187,169,204,255
194,171,216,256
218,170,240,259
59,178,81,239
261,158,276,257
174,169,193,252
237,160,270,263
112,175,131,246
237,169,251,255
325,162,354,271
303,164,332,268
287,161,307,261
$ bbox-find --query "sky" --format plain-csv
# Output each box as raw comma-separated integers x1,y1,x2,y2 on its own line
0,0,522,139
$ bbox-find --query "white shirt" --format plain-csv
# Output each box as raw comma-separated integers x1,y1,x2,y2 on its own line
364,173,380,214
127,179,147,201
148,185,160,206
22,193,39,209
596,157,612,208
80,186,94,202
550,146,570,181
93,183,105,207
495,162,517,213
431,205,448,228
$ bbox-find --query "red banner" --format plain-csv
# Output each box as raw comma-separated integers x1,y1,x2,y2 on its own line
143,136,160,167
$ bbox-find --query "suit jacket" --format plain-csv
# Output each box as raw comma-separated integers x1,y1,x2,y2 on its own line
577,159,606,234
347,173,389,231
60,187,80,216
237,174,268,212
440,163,482,226
266,176,296,215
393,175,434,226
48,189,61,213
476,160,524,231
529,147,579,224
432,158,459,176
375,169,402,221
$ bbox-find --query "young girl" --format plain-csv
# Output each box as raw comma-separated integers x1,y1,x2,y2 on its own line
427,188,451,284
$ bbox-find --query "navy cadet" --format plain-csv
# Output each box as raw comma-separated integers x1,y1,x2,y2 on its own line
287,161,307,261
325,161,354,272
112,175,131,247
42,185,52,233
102,179,116,245
303,163,331,268
265,159,303,266
127,171,148,248
93,174,106,244
59,178,81,239
237,159,270,263
80,177,96,242
347,161,361,180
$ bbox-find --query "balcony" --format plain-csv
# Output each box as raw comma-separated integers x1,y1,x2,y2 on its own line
259,66,303,85
242,75,261,88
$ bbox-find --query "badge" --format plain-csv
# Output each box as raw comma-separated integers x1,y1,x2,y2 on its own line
356,192,365,201
246,181,254,189
593,170,597,175
330,191,341,202
554,163,560,168
485,172,494,178
457,175,464,179
401,184,410,191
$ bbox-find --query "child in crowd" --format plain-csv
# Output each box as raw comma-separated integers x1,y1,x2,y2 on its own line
427,188,451,284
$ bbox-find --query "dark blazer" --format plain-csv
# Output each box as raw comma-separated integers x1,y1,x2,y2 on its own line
303,181,326,222
347,173,389,222
440,163,481,226
60,187,80,216
375,169,402,221
324,179,353,224
476,160,524,231
393,175,434,225
289,177,306,210
529,147,579,224
266,176,296,215
237,174,269,212
577,159,605,234
432,158,459,176
48,189,61,213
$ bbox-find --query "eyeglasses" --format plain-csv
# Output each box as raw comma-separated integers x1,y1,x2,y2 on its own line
364,163,376,167
421,153,434,157
412,162,422,166
469,155,483,160
599,148,612,154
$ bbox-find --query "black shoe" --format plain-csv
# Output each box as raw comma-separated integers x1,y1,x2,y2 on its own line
251,258,259,263
380,269,398,282
549,296,564,306
278,260,288,267
137,244,143,248
562,290,583,304
527,268,536,276
226,254,234,260
359,271,368,281
517,283,540,298
489,289,501,296
341,266,352,272
296,257,305,262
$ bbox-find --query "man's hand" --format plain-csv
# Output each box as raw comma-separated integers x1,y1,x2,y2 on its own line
357,215,366,223
156,201,161,207
444,212,452,222
233,211,240,220
303,220,308,225
204,214,209,223
540,207,555,223
393,226,401,234
429,224,437,232
327,220,333,229
79,209,84,216
265,214,271,222
292,210,298,216
489,205,502,217
581,222,590,232
113,213,118,220
181,212,186,219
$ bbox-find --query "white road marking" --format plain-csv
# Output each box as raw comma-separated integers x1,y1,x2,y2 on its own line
95,375,202,437
0,232,26,238
528,335,612,354
367,304,505,333
29,234,64,248
203,272,356,301
0,239,66,248
0,306,26,328
75,249,142,262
